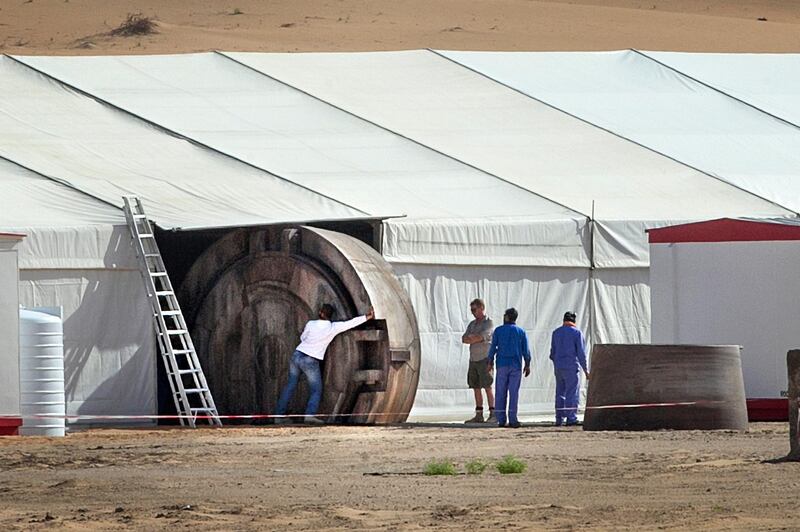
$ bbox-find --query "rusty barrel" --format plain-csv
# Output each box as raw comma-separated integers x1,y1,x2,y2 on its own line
584,344,748,431
788,350,800,459
179,225,420,424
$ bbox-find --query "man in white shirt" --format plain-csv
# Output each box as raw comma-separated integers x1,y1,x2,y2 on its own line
275,303,374,425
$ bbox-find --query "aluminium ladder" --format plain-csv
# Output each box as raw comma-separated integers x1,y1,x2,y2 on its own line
123,196,222,428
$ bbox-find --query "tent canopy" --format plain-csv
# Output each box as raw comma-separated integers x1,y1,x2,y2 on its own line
3,50,800,421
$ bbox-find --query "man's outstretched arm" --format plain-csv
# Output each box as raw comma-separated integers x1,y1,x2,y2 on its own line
332,306,374,334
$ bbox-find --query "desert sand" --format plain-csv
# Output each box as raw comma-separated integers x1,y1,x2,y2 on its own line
0,423,797,530
1,0,800,56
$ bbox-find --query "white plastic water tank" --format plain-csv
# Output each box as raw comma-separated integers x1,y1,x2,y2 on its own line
19,307,65,437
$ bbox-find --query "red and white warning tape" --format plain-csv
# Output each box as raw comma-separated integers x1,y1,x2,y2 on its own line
0,400,731,422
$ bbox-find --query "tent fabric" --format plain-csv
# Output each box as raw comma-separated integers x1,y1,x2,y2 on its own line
0,56,366,230
1,157,154,422
382,217,589,267
440,49,800,215
2,50,800,421
0,158,123,230
16,53,579,225
393,262,590,419
19,267,155,420
225,50,792,267
647,52,800,128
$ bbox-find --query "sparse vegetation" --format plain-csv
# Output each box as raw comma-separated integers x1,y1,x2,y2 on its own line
465,459,489,475
231,8,244,16
495,455,526,474
110,13,157,37
423,459,457,476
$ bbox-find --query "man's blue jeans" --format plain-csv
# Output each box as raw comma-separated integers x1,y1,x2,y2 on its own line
276,350,323,417
554,367,580,424
495,365,522,426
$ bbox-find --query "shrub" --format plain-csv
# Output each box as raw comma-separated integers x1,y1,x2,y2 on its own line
465,459,489,475
496,455,527,474
110,13,157,37
423,459,457,476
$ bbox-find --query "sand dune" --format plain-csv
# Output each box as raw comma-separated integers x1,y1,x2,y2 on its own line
1,0,799,56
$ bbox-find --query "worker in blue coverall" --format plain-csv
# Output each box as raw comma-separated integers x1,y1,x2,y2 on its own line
549,311,590,426
486,308,531,428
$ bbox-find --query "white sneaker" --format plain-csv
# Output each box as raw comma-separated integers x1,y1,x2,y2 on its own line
303,416,325,425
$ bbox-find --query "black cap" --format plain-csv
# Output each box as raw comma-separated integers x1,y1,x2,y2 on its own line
563,311,576,323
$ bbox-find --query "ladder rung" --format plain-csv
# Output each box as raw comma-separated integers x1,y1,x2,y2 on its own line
144,253,160,258
180,388,209,395
166,329,188,335
139,233,154,238
150,272,168,277
155,291,174,296
177,368,200,375
191,408,216,413
133,214,147,219
171,349,193,355
161,310,181,316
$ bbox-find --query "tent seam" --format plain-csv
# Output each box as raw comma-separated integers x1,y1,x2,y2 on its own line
0,151,125,216
214,50,589,220
634,49,800,134
429,48,799,218
5,54,372,218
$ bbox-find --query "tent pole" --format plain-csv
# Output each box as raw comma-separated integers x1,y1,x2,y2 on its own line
588,201,597,350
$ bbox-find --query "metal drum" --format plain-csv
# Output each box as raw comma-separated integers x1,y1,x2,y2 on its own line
179,226,420,424
584,344,748,431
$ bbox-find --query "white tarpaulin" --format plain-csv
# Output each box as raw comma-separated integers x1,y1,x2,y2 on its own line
16,52,578,225
441,50,800,216
2,50,800,421
648,52,800,128
0,56,365,230
1,157,156,421
227,50,791,265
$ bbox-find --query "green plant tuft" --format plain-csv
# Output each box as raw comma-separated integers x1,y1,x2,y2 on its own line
423,459,457,476
465,459,489,475
495,455,527,474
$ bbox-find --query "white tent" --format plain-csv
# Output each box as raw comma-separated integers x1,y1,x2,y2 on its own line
1,50,798,422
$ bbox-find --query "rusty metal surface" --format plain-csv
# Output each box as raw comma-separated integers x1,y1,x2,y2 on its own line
179,226,420,424
788,350,800,459
584,344,748,431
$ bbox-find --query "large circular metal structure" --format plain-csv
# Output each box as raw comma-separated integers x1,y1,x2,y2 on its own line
179,226,420,424
584,344,748,431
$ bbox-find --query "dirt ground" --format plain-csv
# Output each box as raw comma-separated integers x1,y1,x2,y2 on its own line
1,0,800,55
0,422,797,530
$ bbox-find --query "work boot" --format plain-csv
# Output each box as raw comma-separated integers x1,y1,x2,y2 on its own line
486,408,497,424
464,408,485,424
303,416,325,425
